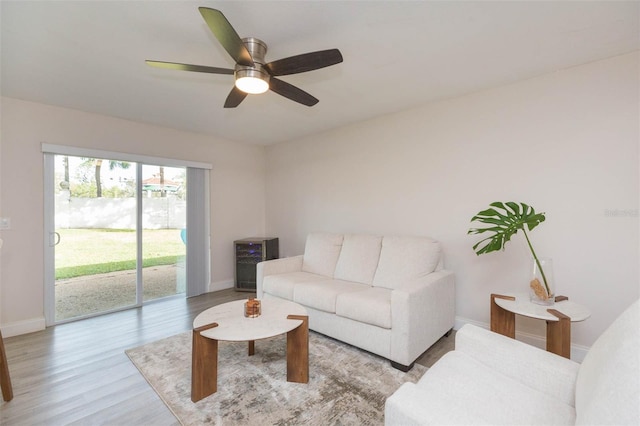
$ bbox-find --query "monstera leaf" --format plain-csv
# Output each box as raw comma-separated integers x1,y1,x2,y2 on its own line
469,201,551,297
468,202,545,256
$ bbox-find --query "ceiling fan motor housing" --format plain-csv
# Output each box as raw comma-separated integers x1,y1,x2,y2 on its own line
235,37,270,89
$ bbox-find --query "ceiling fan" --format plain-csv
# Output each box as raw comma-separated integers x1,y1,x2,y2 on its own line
146,7,343,108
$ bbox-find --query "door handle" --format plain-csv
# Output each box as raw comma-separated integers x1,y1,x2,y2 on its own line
52,232,61,246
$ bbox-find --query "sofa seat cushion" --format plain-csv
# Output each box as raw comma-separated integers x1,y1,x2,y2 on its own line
405,350,576,425
293,279,370,314
335,287,392,329
373,236,441,290
262,271,327,300
301,233,344,277
334,234,383,285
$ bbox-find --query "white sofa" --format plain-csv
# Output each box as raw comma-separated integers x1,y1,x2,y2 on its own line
385,299,640,425
256,232,455,370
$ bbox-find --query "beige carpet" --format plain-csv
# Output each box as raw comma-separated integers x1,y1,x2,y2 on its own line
126,331,426,425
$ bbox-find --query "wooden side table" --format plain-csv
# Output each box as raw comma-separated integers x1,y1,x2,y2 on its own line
0,329,13,401
490,293,590,359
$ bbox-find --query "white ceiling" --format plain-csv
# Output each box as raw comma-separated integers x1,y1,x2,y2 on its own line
1,1,638,146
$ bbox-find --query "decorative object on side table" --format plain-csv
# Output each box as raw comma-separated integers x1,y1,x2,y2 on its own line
244,298,261,318
468,201,555,305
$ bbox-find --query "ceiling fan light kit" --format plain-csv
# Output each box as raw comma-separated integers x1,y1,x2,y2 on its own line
146,7,343,108
235,71,269,94
234,37,270,94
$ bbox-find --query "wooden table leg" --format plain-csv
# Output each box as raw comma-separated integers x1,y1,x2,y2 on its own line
490,294,516,338
286,315,309,383
0,330,13,402
191,323,219,402
248,340,255,356
547,309,571,358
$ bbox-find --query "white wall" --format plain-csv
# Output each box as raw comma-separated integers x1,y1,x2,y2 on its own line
0,97,266,335
265,52,639,349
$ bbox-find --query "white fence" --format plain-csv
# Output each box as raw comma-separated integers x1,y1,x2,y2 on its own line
55,193,186,229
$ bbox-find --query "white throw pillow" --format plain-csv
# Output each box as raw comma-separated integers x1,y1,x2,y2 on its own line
301,233,344,277
334,234,383,284
372,236,441,290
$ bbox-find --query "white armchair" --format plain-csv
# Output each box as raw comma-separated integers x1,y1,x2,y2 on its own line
385,299,639,425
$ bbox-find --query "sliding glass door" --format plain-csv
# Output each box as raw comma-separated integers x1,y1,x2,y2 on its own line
142,164,186,302
44,149,195,325
52,155,138,321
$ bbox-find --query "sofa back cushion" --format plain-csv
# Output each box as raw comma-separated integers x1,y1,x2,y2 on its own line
575,299,639,425
301,233,344,277
372,236,441,290
334,234,383,285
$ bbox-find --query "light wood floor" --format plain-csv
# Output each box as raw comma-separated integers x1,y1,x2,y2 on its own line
1,289,454,425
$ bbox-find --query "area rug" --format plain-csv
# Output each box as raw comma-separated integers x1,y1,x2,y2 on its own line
126,331,426,425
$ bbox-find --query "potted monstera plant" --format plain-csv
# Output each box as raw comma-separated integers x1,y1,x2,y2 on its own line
468,201,554,305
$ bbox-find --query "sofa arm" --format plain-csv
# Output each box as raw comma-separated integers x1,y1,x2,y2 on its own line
390,270,455,366
456,324,580,406
256,255,303,298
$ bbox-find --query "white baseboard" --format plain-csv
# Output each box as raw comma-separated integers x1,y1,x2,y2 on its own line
454,316,486,330
208,279,234,293
454,315,589,363
1,316,46,338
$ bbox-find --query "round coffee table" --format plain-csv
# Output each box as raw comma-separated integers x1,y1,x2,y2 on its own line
191,298,308,402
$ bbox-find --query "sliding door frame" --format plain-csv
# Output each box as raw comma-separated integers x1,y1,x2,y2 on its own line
42,144,211,326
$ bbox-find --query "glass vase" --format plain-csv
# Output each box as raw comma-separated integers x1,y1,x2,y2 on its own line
529,257,555,306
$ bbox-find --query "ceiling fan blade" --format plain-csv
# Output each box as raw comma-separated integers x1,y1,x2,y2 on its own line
265,49,343,76
269,78,319,107
198,7,254,67
145,60,234,75
224,86,248,108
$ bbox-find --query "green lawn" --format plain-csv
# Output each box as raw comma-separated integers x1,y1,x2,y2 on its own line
55,228,185,279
